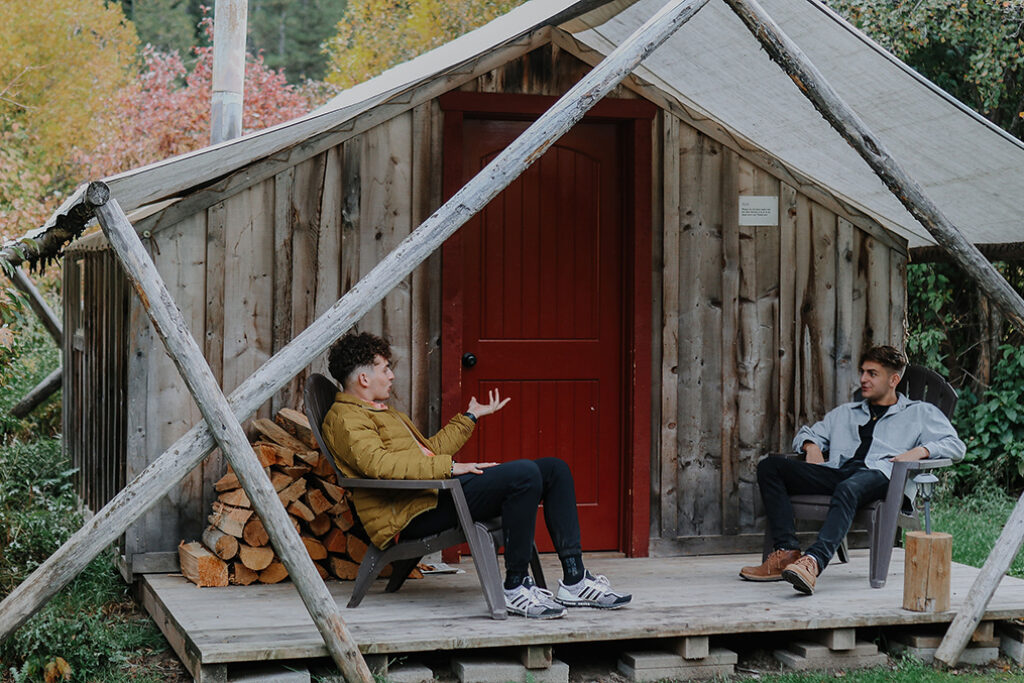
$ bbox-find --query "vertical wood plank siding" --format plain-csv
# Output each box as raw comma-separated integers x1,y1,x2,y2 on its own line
66,43,907,563
655,112,908,554
62,252,129,515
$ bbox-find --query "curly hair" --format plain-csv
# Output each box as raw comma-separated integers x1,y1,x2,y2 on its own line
328,332,392,388
859,345,907,376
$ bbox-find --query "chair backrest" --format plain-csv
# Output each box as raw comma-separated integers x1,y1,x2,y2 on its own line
303,373,343,470
853,364,958,419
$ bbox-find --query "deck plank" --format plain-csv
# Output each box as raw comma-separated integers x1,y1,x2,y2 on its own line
142,551,1024,664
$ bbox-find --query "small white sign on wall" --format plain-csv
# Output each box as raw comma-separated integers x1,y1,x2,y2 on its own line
738,196,779,226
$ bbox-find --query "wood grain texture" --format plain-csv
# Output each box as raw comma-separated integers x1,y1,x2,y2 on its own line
659,114,681,540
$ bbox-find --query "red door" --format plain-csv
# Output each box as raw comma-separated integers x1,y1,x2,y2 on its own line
443,113,625,551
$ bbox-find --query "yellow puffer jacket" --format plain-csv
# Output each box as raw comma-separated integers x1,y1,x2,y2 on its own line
321,393,475,549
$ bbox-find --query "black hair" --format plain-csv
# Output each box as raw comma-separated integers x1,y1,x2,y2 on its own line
327,332,392,388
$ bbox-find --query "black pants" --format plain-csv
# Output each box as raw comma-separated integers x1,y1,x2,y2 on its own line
401,458,582,577
758,456,889,571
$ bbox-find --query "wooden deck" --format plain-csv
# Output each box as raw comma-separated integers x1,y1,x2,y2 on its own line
139,549,1024,680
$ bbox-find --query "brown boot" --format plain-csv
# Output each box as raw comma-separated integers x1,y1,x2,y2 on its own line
739,549,802,582
782,554,819,594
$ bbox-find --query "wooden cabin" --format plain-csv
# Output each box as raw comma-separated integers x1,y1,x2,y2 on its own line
57,0,1024,578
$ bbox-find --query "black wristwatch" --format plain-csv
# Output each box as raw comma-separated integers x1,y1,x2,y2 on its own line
463,412,477,423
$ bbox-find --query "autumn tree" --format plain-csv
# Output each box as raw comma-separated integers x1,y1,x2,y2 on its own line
75,14,322,180
324,0,526,89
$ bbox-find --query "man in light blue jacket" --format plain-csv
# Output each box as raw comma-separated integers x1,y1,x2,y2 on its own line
739,345,965,594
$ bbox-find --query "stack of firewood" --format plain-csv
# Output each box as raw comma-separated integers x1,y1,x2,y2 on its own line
178,408,420,588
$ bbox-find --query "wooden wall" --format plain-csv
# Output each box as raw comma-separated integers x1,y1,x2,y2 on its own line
652,113,908,556
65,40,907,568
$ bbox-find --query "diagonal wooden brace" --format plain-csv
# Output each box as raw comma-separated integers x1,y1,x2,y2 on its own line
722,0,1024,666
94,198,373,682
0,0,709,645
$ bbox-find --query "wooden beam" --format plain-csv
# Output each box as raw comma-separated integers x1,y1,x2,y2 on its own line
0,182,109,268
5,266,62,344
93,198,372,682
720,0,1024,666
10,367,62,419
0,0,708,644
910,242,1024,264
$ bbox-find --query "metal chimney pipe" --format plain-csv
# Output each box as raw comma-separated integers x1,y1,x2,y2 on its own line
211,0,247,144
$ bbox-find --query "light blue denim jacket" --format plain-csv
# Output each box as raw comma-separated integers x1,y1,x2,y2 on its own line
792,393,966,501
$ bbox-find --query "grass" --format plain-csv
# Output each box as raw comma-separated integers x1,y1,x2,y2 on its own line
734,654,1024,681
0,316,183,682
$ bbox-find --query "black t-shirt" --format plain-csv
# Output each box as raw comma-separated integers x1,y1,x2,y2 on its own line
851,403,891,462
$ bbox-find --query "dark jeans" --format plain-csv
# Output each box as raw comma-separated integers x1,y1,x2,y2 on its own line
758,456,889,572
401,458,583,577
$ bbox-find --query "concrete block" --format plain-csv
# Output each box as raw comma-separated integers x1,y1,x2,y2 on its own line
227,664,311,683
789,640,879,659
888,641,998,666
453,657,568,683
775,641,887,671
815,628,856,651
673,636,709,660
617,648,736,681
1002,634,1024,665
386,663,435,683
520,645,553,669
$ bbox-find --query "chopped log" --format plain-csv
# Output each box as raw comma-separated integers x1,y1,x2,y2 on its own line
903,531,952,613
242,518,270,547
302,537,328,561
214,471,241,492
281,465,311,479
230,562,259,586
178,541,228,587
408,567,423,580
202,526,239,560
251,442,278,467
347,535,369,564
217,488,251,508
288,500,316,523
252,418,309,453
305,489,332,516
314,561,329,580
308,513,331,537
320,480,346,503
332,508,355,532
258,560,289,584
277,478,307,505
323,528,347,554
256,441,295,467
329,557,359,580
209,502,252,537
238,544,275,571
0,7,705,665
275,408,318,449
296,450,321,468
270,471,293,492
313,456,336,479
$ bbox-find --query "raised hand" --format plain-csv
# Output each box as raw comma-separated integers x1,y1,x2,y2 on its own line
467,388,511,418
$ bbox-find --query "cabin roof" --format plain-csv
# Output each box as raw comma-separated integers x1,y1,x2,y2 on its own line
13,0,1024,255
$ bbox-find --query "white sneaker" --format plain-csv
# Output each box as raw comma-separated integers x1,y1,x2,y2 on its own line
555,571,631,609
504,576,567,619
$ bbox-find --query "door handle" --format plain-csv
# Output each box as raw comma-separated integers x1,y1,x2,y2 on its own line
462,352,477,369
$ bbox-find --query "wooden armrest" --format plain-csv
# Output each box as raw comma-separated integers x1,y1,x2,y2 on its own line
904,458,953,470
336,477,456,490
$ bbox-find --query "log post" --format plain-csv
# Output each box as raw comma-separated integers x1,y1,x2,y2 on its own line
903,531,952,613
10,367,62,418
720,0,1024,666
93,198,373,683
0,182,109,268
6,265,62,344
0,0,709,643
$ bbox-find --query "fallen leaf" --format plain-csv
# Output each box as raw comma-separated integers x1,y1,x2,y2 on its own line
43,656,71,683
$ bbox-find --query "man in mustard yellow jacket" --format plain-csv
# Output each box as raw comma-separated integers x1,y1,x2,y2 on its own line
322,332,631,619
